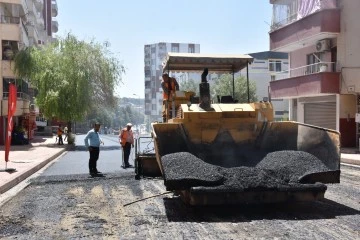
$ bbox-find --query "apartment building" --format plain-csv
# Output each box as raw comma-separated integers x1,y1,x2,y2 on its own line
238,51,289,121
144,42,200,122
268,0,360,147
0,0,58,144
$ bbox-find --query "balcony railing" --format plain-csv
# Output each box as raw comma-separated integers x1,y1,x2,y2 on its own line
271,62,336,81
271,13,298,31
20,18,28,35
0,16,20,24
271,0,337,31
3,92,30,101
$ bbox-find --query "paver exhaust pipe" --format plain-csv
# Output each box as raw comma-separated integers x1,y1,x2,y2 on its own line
199,68,211,110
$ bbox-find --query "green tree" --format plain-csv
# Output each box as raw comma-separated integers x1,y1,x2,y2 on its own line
14,33,125,133
179,79,199,95
211,74,257,103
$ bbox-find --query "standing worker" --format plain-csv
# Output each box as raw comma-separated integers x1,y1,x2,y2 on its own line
63,125,68,142
119,123,134,168
161,73,179,122
57,124,64,145
84,122,104,176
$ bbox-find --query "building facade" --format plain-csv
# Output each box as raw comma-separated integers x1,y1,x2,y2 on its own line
144,42,200,122
0,0,58,144
239,51,289,121
268,0,359,147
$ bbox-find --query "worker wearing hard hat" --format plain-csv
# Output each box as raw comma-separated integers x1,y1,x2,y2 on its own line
161,73,179,122
119,123,134,168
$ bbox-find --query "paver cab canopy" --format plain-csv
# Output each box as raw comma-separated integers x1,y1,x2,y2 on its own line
162,52,254,72
162,53,254,99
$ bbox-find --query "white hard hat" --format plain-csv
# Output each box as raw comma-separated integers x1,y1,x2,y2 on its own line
126,123,132,127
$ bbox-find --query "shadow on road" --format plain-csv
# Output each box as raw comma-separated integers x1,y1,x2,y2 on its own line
163,197,360,222
72,146,121,151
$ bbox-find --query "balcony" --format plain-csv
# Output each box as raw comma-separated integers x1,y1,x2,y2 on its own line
270,8,340,52
51,20,58,33
27,1,37,17
0,17,21,41
51,0,58,17
0,15,20,24
33,9,45,28
20,19,30,47
27,24,40,45
270,62,340,99
2,92,31,116
3,92,30,101
0,0,28,16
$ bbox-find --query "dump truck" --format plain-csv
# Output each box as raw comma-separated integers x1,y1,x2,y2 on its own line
137,53,341,206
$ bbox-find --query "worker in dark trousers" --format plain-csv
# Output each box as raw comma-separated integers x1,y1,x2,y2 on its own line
84,122,104,176
119,123,134,168
57,125,64,145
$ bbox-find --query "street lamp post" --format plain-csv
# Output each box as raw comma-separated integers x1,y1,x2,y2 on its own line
133,93,141,135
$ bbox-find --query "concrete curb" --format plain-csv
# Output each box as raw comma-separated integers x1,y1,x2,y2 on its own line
341,158,360,166
0,148,66,194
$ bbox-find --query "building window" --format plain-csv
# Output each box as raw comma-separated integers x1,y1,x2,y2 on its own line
171,43,179,52
188,44,195,53
271,0,298,31
269,60,282,72
2,40,18,60
3,78,16,93
2,78,29,99
152,104,156,110
159,42,166,50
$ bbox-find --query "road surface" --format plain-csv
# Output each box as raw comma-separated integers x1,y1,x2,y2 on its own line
0,135,359,239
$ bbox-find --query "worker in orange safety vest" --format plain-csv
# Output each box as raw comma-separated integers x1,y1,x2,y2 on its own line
119,123,134,168
161,73,179,122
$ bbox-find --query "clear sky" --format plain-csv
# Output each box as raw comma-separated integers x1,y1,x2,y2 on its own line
56,0,273,98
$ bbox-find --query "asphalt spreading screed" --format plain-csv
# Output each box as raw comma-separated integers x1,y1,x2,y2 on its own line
161,151,330,191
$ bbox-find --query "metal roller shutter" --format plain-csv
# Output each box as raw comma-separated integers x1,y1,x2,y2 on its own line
304,102,336,129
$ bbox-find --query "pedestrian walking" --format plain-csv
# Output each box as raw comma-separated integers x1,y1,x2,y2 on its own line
119,123,134,168
63,126,68,141
57,125,64,145
84,122,104,176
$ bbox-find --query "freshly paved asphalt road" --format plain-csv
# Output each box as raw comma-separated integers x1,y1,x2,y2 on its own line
42,134,154,176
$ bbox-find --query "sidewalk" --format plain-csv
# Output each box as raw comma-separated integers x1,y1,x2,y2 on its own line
0,138,359,195
0,135,66,194
340,147,360,166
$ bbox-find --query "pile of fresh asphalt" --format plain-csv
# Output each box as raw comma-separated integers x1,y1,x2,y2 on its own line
161,152,224,190
161,151,331,192
256,150,331,183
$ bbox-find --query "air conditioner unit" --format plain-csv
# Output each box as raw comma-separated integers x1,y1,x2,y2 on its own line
316,39,331,52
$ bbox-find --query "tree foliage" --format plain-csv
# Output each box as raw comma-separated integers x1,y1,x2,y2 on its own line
90,97,145,130
14,33,125,123
179,79,199,95
211,74,257,103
